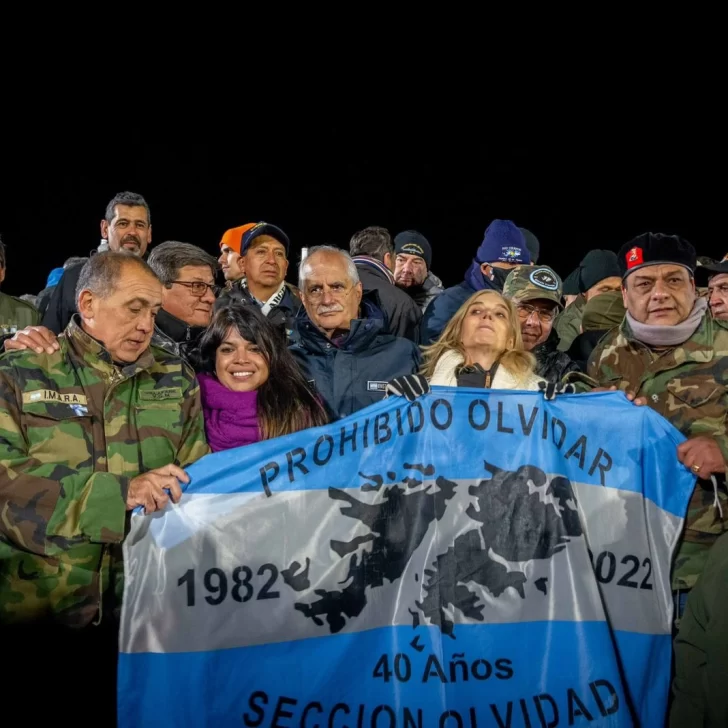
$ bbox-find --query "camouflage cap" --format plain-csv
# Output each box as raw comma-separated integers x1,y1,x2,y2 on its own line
502,265,563,310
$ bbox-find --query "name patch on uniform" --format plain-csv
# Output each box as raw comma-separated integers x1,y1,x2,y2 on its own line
139,388,183,402
367,381,388,392
22,389,88,405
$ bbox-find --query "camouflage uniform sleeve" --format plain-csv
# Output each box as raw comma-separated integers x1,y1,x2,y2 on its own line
175,371,210,468
0,367,127,556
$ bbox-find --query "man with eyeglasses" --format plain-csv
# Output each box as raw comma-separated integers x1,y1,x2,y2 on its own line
695,254,728,322
146,241,219,361
4,242,219,368
502,265,580,383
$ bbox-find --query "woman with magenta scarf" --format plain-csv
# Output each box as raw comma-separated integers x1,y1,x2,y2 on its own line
196,304,328,451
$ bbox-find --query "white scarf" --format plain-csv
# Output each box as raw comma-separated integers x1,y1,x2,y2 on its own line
429,350,543,391
243,280,287,317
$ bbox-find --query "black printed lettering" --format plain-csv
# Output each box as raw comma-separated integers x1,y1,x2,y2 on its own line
551,418,567,449
259,462,279,497
564,435,587,469
243,691,268,727
518,404,539,436
496,402,514,434
422,654,448,683
534,693,559,727
468,400,490,431
430,399,453,431
374,413,391,445
313,435,334,466
403,707,423,728
372,705,396,728
407,401,425,433
588,448,613,487
567,687,594,723
178,565,281,607
300,702,323,728
590,679,619,717
396,408,405,437
271,696,297,728
286,448,309,483
340,423,358,456
439,710,462,728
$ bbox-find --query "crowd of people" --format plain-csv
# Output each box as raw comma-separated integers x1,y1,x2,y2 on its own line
1,190,728,725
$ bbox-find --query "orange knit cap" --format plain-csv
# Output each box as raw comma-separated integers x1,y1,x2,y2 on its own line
219,223,257,255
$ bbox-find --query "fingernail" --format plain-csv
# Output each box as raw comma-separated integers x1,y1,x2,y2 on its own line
47,347,54,354
35,348,43,353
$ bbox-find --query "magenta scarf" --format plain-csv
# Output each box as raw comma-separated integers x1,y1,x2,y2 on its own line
198,373,261,453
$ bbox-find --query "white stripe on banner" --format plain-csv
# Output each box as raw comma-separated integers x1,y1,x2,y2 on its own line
118,389,695,727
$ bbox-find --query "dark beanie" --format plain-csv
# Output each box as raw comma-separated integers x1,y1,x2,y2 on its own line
618,233,696,279
519,228,540,264
475,220,530,265
562,250,621,295
394,230,432,269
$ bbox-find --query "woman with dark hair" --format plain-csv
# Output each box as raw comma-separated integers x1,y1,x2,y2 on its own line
196,304,328,451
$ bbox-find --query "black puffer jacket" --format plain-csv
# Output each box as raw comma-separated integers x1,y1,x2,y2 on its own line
532,329,580,383
151,309,206,368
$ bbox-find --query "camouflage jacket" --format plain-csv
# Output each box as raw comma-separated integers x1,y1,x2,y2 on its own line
555,294,586,352
0,316,209,627
587,312,728,590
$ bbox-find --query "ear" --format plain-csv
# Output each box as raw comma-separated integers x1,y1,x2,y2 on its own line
77,289,96,322
0,267,5,285
100,218,109,239
281,257,289,279
238,253,246,277
147,224,152,245
383,252,394,272
354,281,363,306
621,283,629,308
480,263,493,280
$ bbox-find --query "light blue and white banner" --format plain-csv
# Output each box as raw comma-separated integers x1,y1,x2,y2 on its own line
118,389,694,727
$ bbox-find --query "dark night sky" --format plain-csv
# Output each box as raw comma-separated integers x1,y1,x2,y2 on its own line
0,122,721,298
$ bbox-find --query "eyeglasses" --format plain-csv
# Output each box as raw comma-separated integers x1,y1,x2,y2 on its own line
517,303,557,324
170,281,220,297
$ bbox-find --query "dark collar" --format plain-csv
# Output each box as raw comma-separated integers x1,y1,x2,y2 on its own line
155,308,206,344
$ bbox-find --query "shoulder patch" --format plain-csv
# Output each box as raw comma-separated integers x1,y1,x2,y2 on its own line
22,389,88,405
529,267,559,290
139,387,183,402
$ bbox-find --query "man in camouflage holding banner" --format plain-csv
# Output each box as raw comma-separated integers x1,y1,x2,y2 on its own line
585,233,728,619
0,251,209,718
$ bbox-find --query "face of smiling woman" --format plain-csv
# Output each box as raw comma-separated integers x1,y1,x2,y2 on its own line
214,326,270,392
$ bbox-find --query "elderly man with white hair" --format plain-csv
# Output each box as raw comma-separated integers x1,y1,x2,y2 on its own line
289,245,423,420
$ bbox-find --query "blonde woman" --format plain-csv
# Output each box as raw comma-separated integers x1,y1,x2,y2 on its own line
422,290,543,390
386,290,574,399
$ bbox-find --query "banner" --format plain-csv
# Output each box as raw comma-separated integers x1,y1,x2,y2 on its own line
118,389,694,727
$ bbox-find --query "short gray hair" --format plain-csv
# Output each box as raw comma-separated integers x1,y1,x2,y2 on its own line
299,245,360,288
76,251,158,307
147,241,219,286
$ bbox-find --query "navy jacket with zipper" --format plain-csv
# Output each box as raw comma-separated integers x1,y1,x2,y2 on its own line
289,312,422,421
